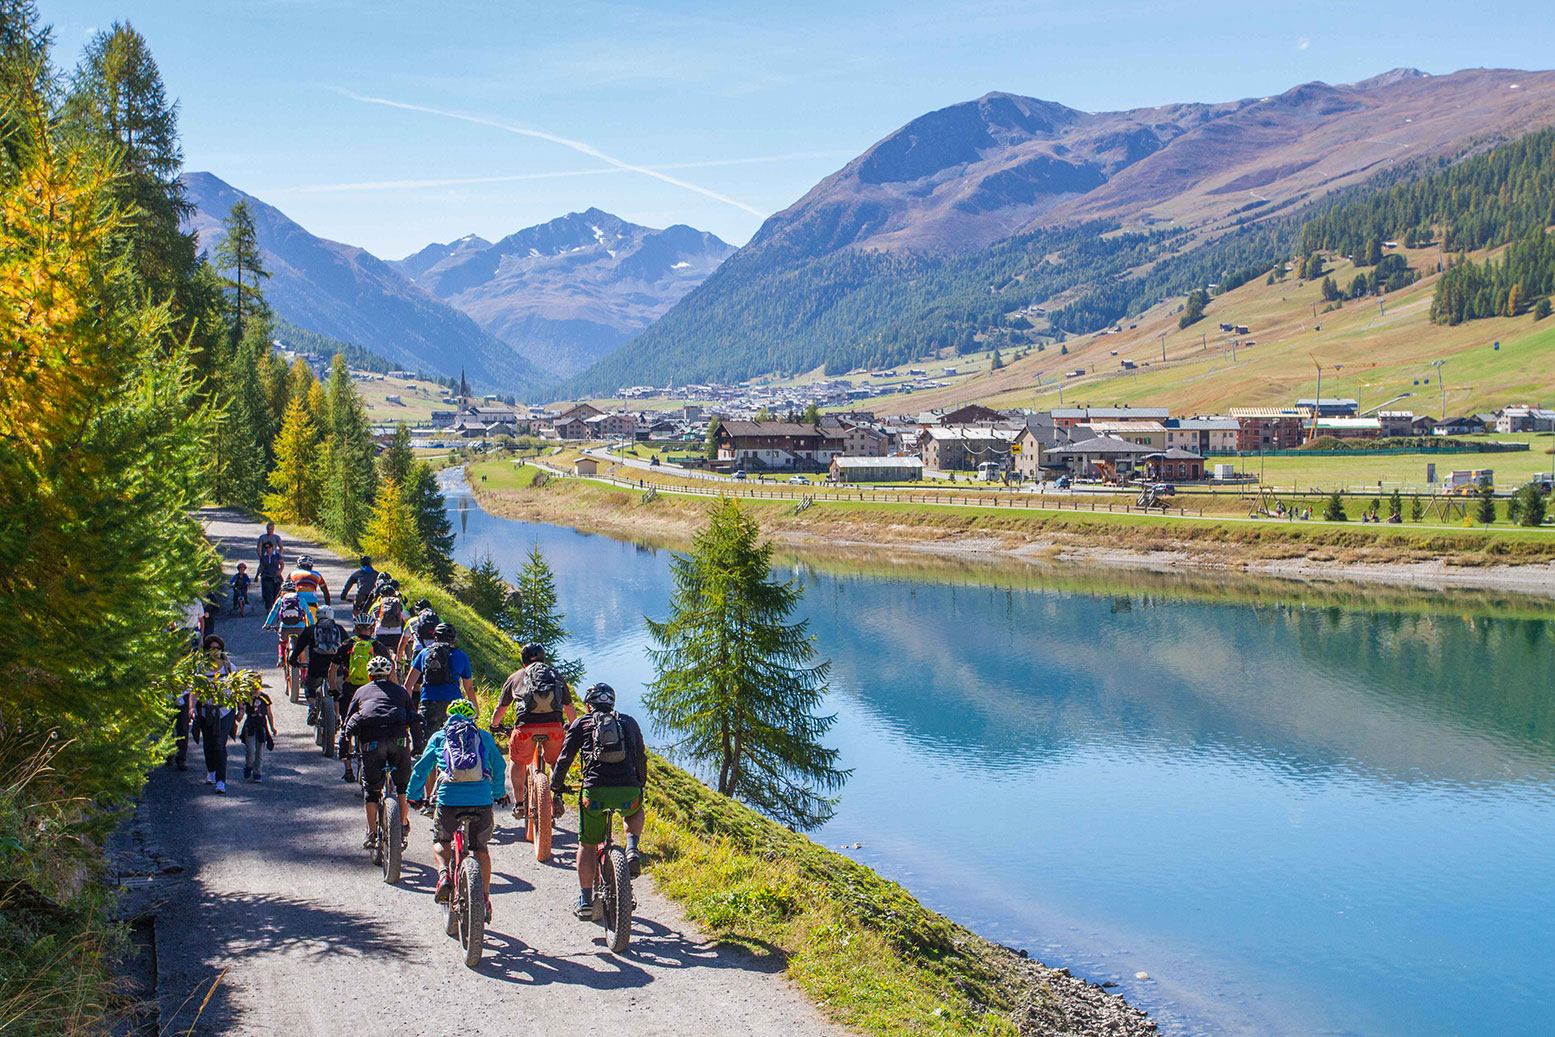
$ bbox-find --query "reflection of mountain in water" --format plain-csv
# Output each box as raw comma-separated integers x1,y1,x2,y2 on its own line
811,572,1555,791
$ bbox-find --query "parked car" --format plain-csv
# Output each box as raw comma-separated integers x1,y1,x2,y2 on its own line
1055,475,1072,489
788,475,808,485
1150,483,1177,496
733,469,747,481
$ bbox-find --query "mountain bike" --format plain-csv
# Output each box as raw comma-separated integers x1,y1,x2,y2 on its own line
231,589,248,617
312,681,338,757
357,740,404,884
440,813,486,967
566,787,635,954
517,730,563,861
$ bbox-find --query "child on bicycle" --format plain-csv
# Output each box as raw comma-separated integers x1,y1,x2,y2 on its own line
550,682,647,919
230,563,251,615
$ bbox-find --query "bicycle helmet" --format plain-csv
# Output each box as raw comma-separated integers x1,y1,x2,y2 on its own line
298,554,315,569
360,556,372,567
520,642,546,665
366,655,395,679
237,562,247,571
414,598,432,612
434,622,456,643
281,579,296,591
446,699,477,720
583,682,616,709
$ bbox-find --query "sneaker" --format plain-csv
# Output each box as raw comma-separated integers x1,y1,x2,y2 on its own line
552,792,565,818
363,831,377,850
306,707,317,727
340,768,354,783
402,823,410,849
205,772,216,784
243,768,251,781
434,871,452,904
484,897,493,924
511,800,525,820
215,781,226,794
252,774,262,783
573,890,593,919
627,849,643,878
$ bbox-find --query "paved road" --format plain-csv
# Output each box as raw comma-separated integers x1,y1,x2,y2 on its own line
143,509,840,1037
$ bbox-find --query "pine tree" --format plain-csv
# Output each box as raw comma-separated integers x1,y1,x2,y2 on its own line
511,544,583,684
703,417,719,462
264,397,322,524
1515,484,1547,527
405,461,455,583
322,354,376,547
802,401,821,425
1388,489,1403,521
1535,297,1552,321
645,499,847,830
1323,491,1347,522
362,478,425,573
211,334,268,507
215,198,269,338
1410,495,1425,522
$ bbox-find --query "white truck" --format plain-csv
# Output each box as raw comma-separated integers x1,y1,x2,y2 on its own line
1442,469,1494,495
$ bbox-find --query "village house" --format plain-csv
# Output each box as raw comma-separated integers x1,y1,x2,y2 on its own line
916,403,1006,427
1374,411,1417,438
1164,417,1238,454
1079,420,1167,450
822,416,891,457
920,427,1017,472
584,411,638,439
1497,406,1555,433
829,456,924,483
1228,408,1306,451
1142,447,1205,482
1046,435,1155,481
1434,416,1483,436
713,421,845,470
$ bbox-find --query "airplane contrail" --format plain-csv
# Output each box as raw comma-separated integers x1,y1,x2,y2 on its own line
338,89,765,216
268,151,847,195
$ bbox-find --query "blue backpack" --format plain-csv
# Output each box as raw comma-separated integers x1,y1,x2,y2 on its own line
440,716,488,783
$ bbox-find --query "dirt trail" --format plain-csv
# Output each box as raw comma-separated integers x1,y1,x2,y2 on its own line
142,509,841,1036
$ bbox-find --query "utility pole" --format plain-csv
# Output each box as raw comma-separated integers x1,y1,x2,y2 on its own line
1432,359,1449,419
1158,332,1167,363
1230,338,1238,362
1201,333,1207,351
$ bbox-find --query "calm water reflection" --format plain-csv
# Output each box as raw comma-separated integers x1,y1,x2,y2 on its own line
446,471,1555,1036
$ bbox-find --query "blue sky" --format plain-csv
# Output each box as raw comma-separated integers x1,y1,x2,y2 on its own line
43,0,1555,258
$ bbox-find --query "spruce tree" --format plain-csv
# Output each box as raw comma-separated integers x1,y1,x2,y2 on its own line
645,499,847,829
362,478,425,573
211,335,268,507
1475,484,1498,525
1388,489,1403,521
379,423,414,486
405,460,455,583
462,551,510,623
511,544,583,684
1515,484,1547,527
1323,491,1347,522
264,397,323,524
1410,495,1425,522
323,354,376,547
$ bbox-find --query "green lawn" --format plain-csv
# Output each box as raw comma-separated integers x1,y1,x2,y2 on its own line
1245,435,1555,493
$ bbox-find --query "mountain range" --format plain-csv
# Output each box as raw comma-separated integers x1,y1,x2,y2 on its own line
566,66,1555,395
392,210,733,377
182,175,733,390
181,172,541,391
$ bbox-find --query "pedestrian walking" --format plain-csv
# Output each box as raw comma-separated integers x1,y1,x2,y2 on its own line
240,687,277,782
259,542,284,611
193,635,238,793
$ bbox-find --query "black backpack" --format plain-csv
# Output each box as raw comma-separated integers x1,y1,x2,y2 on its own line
422,642,453,686
589,711,628,765
415,610,441,641
378,597,403,628
521,663,561,714
313,616,344,656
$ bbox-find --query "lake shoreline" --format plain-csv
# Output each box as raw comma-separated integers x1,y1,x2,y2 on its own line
466,466,1555,599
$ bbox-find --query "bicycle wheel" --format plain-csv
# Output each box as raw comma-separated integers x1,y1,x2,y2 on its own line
603,844,632,953
320,695,337,758
381,795,402,884
530,769,552,862
458,856,484,967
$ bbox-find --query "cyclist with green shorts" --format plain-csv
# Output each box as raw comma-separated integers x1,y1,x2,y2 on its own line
550,682,648,919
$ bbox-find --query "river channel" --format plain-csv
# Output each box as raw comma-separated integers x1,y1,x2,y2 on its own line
444,470,1555,1036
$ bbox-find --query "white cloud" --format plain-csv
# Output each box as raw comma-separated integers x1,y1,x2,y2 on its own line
338,90,765,216
1296,37,1311,51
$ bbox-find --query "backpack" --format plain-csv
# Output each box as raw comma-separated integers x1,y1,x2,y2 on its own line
313,616,344,656
589,711,628,765
277,593,306,626
422,642,453,686
415,610,440,640
521,663,561,715
348,639,374,685
377,596,403,628
440,715,488,783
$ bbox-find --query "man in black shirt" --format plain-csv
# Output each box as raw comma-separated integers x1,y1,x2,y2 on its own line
290,606,346,735
340,655,423,850
551,682,647,919
491,645,576,818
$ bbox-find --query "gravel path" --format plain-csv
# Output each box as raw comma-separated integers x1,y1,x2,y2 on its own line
142,509,842,1036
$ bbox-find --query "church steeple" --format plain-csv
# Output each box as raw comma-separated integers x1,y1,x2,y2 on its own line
459,368,469,411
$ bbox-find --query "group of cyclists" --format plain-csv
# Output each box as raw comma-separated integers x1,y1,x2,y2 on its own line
247,533,648,928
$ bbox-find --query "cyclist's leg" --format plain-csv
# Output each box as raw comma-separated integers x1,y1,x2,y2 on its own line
509,727,536,806
389,743,413,840
467,807,496,901
361,743,388,843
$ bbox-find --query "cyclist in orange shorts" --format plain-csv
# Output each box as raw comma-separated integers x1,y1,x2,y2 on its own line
490,644,575,820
